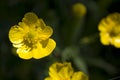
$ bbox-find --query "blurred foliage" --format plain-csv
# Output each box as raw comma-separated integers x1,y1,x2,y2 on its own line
0,0,120,80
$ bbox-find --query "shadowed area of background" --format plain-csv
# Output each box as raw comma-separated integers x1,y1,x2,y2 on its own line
0,0,120,80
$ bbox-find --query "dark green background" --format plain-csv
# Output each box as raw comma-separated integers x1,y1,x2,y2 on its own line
0,0,120,80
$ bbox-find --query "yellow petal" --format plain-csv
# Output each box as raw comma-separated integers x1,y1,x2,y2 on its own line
108,13,120,23
36,19,46,29
39,26,53,40
58,67,71,79
48,62,61,80
111,37,120,48
100,32,110,45
17,45,33,59
22,12,38,25
9,25,27,44
58,63,73,79
48,62,73,80
98,19,108,32
33,38,56,59
98,17,115,33
13,43,23,48
44,77,52,80
72,72,88,80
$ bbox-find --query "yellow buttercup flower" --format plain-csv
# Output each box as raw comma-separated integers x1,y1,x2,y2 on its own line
9,12,56,59
44,62,88,80
98,13,120,48
72,3,87,17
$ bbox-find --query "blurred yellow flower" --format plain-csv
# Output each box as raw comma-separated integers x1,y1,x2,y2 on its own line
72,3,87,17
44,62,88,80
98,13,120,48
9,12,56,59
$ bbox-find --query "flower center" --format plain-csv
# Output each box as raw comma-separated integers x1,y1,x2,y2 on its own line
22,30,39,51
110,26,120,37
